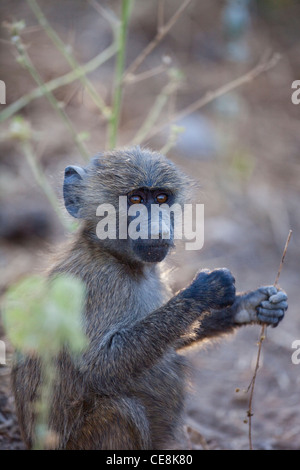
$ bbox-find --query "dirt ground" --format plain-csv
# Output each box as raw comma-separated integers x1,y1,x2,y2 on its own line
0,0,300,450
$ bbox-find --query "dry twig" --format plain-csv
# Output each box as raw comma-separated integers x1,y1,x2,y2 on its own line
145,52,281,143
123,0,192,82
246,230,292,450
157,0,166,33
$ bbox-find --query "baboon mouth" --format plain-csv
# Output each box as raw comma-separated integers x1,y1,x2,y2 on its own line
144,242,172,248
133,242,172,263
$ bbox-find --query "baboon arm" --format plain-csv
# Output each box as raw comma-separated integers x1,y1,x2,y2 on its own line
80,268,237,393
175,286,288,350
82,295,204,393
174,305,238,351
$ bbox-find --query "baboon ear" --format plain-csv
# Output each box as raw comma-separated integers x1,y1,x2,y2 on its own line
63,165,87,218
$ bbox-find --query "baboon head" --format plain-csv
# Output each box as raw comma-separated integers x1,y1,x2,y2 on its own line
63,146,191,263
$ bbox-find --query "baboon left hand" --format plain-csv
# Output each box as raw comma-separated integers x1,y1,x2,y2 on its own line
234,286,288,327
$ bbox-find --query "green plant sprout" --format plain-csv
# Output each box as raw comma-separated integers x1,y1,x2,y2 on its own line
2,273,87,449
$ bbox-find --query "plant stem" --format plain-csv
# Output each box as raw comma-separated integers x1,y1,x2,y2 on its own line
159,125,185,155
108,0,133,149
246,326,265,451
157,0,166,32
12,34,90,160
145,53,281,143
246,229,292,450
33,358,56,450
21,140,71,231
26,0,111,119
123,0,191,81
131,74,180,146
0,42,117,123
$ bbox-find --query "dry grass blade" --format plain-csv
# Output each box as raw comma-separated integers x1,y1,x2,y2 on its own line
247,230,292,450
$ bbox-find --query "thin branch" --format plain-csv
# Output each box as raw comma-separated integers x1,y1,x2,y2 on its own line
131,73,180,146
0,42,117,123
123,0,192,82
274,230,293,288
21,140,71,231
145,53,281,142
87,0,120,34
124,63,167,84
247,230,292,450
246,325,265,451
159,125,185,155
11,33,90,160
33,358,57,449
157,0,166,32
107,0,133,149
27,0,111,119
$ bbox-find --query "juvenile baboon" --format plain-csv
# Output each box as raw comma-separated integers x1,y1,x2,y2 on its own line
11,146,288,450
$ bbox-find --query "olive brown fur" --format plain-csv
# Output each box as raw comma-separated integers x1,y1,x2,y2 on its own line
11,146,288,450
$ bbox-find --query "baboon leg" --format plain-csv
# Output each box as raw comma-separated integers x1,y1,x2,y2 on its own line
65,397,152,450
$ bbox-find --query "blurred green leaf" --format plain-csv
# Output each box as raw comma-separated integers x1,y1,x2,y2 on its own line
9,116,32,141
2,274,87,356
229,149,255,181
77,131,91,142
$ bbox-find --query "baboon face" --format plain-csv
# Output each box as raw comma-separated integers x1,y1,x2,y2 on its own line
63,146,190,264
126,187,175,263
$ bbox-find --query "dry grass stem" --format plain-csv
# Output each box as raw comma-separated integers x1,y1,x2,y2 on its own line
123,0,192,82
145,52,281,143
247,230,292,450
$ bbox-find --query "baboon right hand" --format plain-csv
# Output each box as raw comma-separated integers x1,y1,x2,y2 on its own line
184,268,236,310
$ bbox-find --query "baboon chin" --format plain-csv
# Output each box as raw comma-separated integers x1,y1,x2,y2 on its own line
132,241,172,263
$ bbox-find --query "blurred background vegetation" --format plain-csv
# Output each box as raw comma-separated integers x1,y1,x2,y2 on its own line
0,0,299,450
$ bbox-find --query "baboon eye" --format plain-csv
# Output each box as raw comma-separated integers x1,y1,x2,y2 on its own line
156,193,168,204
129,194,143,204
